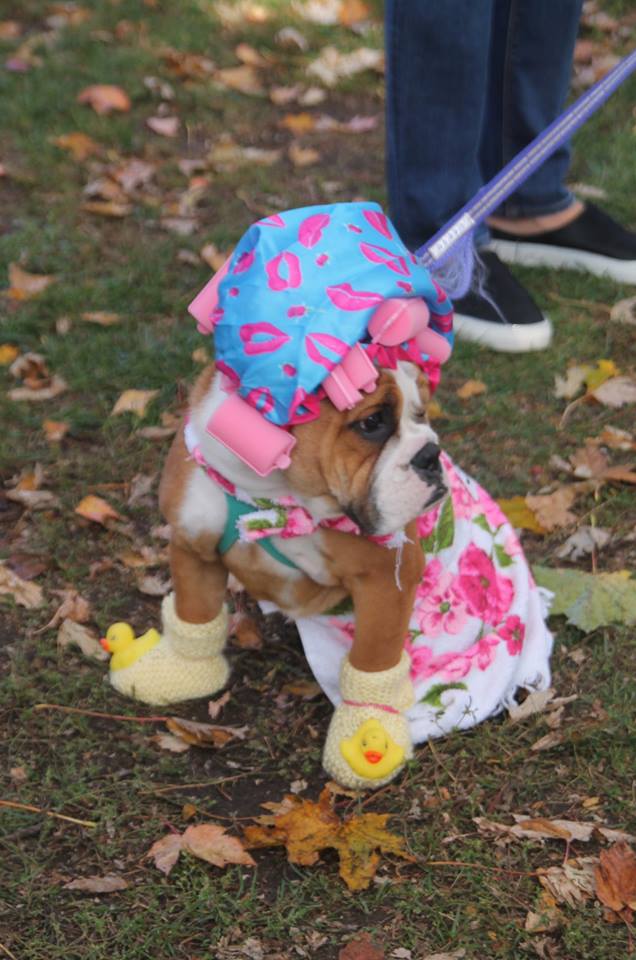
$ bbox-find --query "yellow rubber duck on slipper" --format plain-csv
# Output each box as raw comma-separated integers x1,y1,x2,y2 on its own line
100,593,230,706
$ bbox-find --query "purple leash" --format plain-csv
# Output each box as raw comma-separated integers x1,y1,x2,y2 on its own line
416,48,636,268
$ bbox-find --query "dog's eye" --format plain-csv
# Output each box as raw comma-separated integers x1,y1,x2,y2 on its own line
351,406,395,442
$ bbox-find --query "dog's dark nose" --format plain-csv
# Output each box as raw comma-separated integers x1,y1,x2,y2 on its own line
410,442,441,477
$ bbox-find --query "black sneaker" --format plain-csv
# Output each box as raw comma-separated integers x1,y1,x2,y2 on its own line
453,250,552,352
489,203,636,284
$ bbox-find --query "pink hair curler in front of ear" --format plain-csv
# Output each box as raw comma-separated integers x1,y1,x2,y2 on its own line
367,298,430,346
188,257,232,334
206,392,296,476
322,343,379,410
415,326,452,363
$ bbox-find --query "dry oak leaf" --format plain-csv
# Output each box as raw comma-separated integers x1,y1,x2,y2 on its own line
7,263,57,300
111,388,159,417
234,42,271,68
200,243,231,271
594,842,636,919
77,84,131,114
280,112,316,135
0,561,44,609
165,716,248,748
75,494,123,526
244,787,414,890
52,132,101,161
64,874,129,893
136,573,171,596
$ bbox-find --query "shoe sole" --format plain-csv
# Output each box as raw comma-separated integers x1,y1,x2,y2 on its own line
453,311,553,352
489,238,636,284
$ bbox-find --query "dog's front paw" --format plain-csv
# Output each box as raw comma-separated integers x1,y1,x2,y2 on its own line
322,652,414,789
103,593,230,706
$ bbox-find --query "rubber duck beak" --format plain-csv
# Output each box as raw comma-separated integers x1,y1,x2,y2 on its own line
100,637,110,651
363,750,384,764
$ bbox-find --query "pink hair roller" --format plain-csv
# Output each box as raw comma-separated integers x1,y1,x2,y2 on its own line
367,298,430,346
188,257,232,334
322,343,378,411
206,392,296,477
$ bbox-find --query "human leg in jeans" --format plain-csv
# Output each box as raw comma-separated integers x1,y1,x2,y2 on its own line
385,0,636,352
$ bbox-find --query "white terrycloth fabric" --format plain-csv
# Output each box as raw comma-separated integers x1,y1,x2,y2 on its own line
288,454,553,744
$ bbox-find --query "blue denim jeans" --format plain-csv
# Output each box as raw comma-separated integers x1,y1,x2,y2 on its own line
385,0,584,249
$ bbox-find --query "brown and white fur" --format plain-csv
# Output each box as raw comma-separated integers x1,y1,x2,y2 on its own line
159,360,447,674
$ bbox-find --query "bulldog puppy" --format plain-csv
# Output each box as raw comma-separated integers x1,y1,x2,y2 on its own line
110,358,446,789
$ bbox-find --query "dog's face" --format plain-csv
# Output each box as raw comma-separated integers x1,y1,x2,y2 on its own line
287,361,447,536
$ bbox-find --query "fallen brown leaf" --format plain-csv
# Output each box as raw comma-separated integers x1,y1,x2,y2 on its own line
52,132,101,161
538,857,597,907
244,787,414,891
280,679,322,700
0,344,19,365
7,263,57,300
610,296,636,327
136,573,171,596
64,874,129,893
280,112,316,135
152,732,191,753
200,243,232,271
81,311,121,326
147,824,255,876
111,389,159,418
57,619,108,662
162,48,216,80
524,891,562,934
165,716,248,748
215,65,264,96
182,824,256,868
208,690,231,720
590,376,636,409
0,561,44,609
43,419,70,442
234,42,271,68
77,84,131,114
288,142,320,167
146,115,180,138
306,45,384,86
496,496,547,535
525,486,582,532
339,932,385,960
82,200,132,218
42,588,91,630
75,495,123,526
474,815,635,845
594,842,636,920
6,488,60,511
456,379,487,400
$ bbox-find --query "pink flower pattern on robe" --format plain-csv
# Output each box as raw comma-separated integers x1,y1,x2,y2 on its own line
455,544,514,625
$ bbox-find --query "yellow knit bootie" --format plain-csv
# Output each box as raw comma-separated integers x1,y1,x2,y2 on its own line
322,651,414,789
107,593,230,706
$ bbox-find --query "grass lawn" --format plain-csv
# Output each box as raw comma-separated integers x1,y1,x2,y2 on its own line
1,2,635,958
